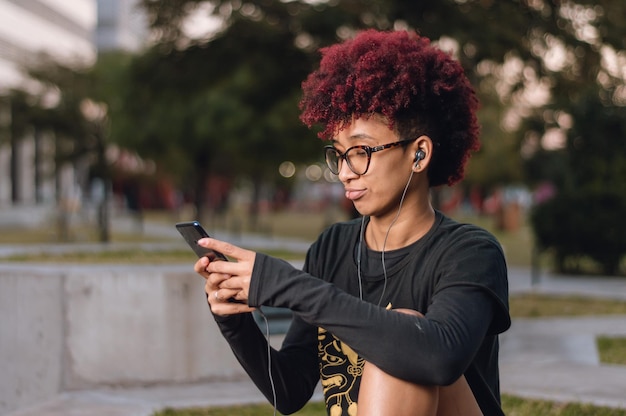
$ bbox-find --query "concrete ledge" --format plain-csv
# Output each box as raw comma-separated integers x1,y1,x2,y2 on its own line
0,263,247,414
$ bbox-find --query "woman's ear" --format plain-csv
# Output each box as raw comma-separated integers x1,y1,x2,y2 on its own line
411,136,433,172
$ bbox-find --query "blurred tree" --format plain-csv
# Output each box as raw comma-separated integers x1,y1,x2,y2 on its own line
133,0,558,212
6,0,622,264
6,90,31,204
530,88,626,275
132,0,624,256
10,56,115,242
503,2,626,274
117,1,322,224
384,2,625,270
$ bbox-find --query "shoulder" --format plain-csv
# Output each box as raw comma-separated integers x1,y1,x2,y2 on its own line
432,213,506,279
432,212,510,331
432,211,504,258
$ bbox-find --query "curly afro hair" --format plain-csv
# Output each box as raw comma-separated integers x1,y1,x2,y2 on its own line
299,29,480,187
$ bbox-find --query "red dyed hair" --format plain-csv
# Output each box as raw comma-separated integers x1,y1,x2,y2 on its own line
299,29,480,187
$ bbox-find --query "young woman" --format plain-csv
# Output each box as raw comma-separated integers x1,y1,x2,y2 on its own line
194,29,510,415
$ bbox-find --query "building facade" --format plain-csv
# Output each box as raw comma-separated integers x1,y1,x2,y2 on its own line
0,0,145,207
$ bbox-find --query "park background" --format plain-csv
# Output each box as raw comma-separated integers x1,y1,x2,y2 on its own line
1,0,626,415
2,0,625,276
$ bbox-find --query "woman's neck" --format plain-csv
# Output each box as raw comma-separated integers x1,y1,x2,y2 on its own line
365,202,435,251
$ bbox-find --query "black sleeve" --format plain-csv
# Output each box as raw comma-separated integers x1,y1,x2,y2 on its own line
213,310,319,414
248,244,507,386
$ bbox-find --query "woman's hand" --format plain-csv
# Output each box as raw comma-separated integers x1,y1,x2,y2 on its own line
193,238,257,316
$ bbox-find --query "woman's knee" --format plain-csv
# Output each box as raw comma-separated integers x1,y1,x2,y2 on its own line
361,308,482,415
358,360,438,416
358,308,437,415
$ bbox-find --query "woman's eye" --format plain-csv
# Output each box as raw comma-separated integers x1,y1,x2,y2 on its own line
353,148,368,157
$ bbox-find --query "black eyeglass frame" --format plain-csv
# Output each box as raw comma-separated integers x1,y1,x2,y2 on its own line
324,138,417,175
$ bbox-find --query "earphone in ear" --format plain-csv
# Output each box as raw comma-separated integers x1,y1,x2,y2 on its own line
413,150,426,168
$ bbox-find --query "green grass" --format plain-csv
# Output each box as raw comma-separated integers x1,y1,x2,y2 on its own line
500,394,626,416
2,249,193,264
0,225,168,245
152,394,626,415
510,293,626,317
0,248,304,264
597,336,626,366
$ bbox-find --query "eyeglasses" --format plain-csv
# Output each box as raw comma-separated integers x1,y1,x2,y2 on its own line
324,139,416,175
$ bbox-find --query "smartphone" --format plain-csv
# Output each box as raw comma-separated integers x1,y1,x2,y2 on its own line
175,221,228,261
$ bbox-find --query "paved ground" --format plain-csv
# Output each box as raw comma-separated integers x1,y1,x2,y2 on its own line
501,266,626,410
3,208,626,415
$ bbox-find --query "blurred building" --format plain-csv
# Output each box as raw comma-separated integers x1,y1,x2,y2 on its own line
0,0,96,91
95,0,147,52
0,0,146,206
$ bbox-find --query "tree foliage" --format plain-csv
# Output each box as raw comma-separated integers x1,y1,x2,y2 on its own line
114,4,322,220
7,55,117,241
5,0,625,265
506,2,626,275
118,1,626,267
531,188,626,276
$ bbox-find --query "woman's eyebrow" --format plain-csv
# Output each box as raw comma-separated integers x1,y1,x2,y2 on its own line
331,133,376,144
349,133,372,140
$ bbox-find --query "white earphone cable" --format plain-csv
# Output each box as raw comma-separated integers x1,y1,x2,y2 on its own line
357,215,366,300
258,308,277,416
358,169,415,305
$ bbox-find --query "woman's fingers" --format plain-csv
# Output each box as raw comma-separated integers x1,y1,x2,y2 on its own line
197,238,255,263
206,282,255,316
193,237,256,316
194,256,210,276
210,287,239,303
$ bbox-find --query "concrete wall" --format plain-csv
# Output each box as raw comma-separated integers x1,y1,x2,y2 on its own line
0,263,247,414
0,266,65,413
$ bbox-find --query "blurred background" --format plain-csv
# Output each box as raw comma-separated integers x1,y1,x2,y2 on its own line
0,0,625,276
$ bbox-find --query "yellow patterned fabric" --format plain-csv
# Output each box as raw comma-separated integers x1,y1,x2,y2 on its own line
318,327,363,415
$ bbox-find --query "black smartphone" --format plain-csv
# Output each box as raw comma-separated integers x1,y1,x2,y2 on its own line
175,221,228,261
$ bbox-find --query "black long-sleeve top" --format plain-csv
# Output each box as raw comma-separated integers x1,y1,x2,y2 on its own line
214,211,510,415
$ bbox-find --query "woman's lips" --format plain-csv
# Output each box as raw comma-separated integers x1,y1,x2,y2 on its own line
345,189,366,200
